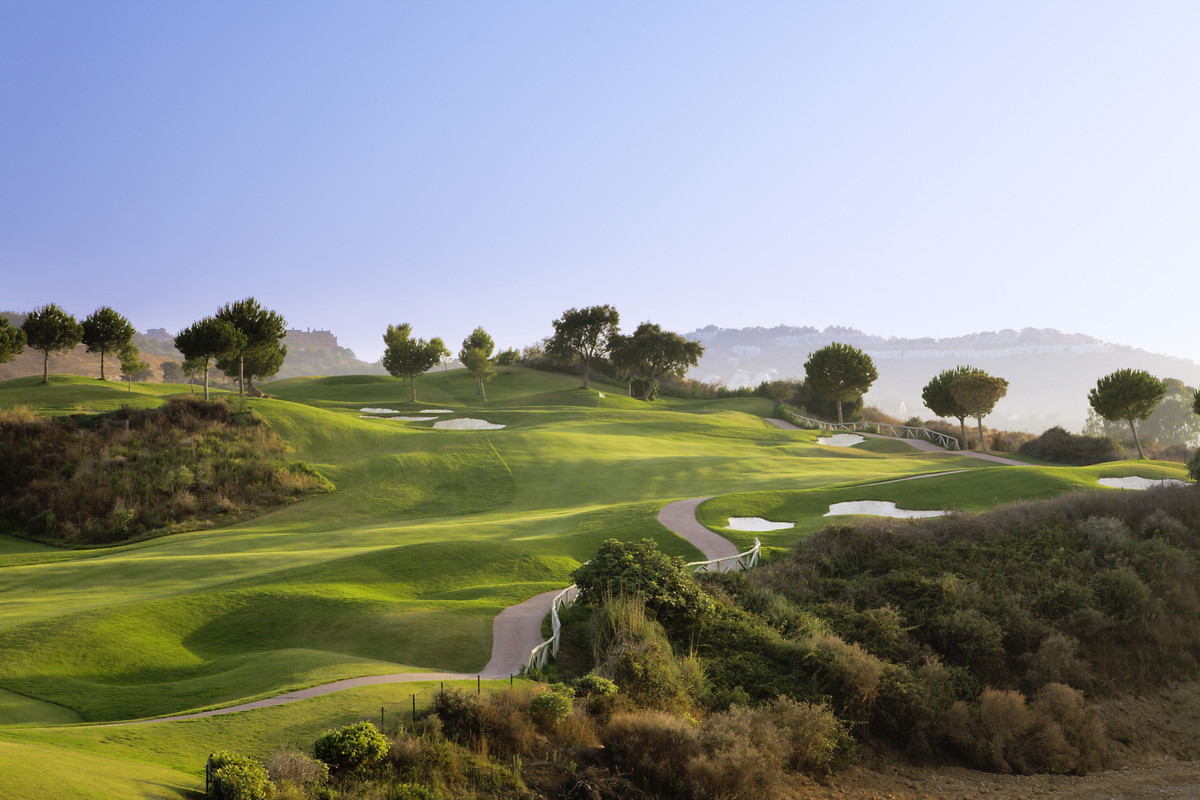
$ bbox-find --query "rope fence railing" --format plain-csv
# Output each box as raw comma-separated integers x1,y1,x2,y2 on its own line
525,537,761,673
778,406,961,451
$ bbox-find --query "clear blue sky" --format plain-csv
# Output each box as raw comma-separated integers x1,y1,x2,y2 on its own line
4,2,1199,364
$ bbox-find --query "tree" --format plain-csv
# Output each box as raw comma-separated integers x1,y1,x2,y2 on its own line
1088,369,1168,459
495,347,520,366
950,371,1009,451
609,322,704,401
117,342,150,391
1084,378,1200,447
802,342,878,424
174,317,246,401
0,316,25,364
547,304,620,389
922,365,981,447
161,360,186,384
214,298,287,396
181,357,204,394
21,303,82,383
80,306,135,381
380,323,445,402
459,326,495,406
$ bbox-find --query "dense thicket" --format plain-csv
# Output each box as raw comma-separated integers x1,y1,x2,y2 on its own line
0,397,332,545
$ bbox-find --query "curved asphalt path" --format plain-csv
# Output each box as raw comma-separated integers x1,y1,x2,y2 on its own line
764,417,1030,466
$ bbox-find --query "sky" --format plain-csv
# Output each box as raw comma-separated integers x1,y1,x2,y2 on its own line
4,2,1199,365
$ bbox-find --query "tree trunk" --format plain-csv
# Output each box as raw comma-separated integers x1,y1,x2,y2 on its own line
238,356,245,397
958,416,968,450
582,360,590,390
1129,418,1146,459
480,380,487,407
410,377,417,403
836,399,844,424
203,361,210,402
100,351,106,380
976,413,986,451
42,350,49,383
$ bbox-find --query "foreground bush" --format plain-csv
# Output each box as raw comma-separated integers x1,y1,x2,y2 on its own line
313,721,389,777
207,752,270,800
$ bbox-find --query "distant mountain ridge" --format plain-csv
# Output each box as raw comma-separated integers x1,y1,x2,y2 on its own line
687,325,1200,433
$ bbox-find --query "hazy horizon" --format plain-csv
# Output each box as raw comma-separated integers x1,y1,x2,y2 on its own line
5,3,1199,364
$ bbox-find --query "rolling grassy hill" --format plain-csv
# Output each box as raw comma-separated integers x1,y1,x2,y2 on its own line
0,366,1186,799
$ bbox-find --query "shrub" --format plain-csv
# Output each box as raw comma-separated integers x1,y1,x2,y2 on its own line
573,672,619,721
767,695,851,776
529,685,575,731
688,705,788,800
1189,447,1200,481
1019,426,1120,465
495,347,520,366
265,747,328,791
945,684,1106,774
313,721,389,777
207,752,270,800
573,538,714,626
600,711,700,792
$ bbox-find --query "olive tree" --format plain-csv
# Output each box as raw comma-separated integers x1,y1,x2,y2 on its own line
1088,369,1168,459
381,323,445,402
80,306,135,381
21,303,82,383
0,317,25,364
922,365,980,447
950,371,1009,451
803,342,878,424
547,304,620,389
571,538,714,625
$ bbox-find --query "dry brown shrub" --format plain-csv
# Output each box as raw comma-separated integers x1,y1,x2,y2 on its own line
265,746,328,789
1029,683,1106,774
688,705,788,800
556,708,600,749
768,695,848,776
810,633,885,715
601,711,699,791
1024,633,1093,691
978,689,1031,773
477,686,542,756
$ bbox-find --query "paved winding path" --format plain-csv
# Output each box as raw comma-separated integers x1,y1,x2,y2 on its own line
120,416,1018,724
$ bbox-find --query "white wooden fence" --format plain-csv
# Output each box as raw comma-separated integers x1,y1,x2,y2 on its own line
526,538,762,672
779,407,961,450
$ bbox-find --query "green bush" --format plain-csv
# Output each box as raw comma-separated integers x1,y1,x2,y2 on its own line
572,538,714,626
1019,426,1120,465
313,721,389,777
207,752,270,800
529,685,575,730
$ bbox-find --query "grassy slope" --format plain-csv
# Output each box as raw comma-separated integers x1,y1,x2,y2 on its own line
1,367,1186,798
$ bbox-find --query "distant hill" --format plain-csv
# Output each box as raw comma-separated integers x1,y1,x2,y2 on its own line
0,312,384,382
687,325,1200,433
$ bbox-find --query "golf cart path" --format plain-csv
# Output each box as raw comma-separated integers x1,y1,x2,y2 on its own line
121,496,738,724
764,417,1030,466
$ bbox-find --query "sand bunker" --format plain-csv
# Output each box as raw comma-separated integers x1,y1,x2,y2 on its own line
360,407,397,414
826,501,947,519
818,433,866,447
422,409,453,413
726,516,795,532
1098,476,1189,491
433,418,505,430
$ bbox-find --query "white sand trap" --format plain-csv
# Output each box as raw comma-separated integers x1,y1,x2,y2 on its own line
1098,476,1189,491
360,407,397,414
818,433,866,447
826,501,947,519
395,416,439,421
726,516,795,532
421,409,453,413
433,418,506,430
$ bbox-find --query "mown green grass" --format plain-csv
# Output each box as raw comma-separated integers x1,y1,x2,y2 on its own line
2,366,1172,798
